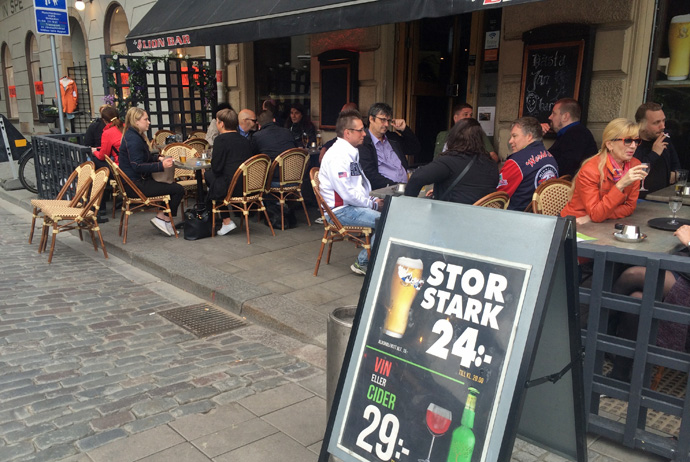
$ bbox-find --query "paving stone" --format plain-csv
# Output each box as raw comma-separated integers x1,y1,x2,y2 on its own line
122,413,174,435
4,422,55,444
170,402,254,441
211,388,256,405
169,400,214,418
54,409,101,428
191,417,278,458
174,386,219,405
0,441,34,461
76,428,128,452
30,395,77,413
87,425,184,461
34,423,93,450
131,398,177,418
17,443,78,462
239,383,314,416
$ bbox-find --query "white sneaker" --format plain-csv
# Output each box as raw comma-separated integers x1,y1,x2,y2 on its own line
315,217,324,224
151,217,173,236
217,221,237,236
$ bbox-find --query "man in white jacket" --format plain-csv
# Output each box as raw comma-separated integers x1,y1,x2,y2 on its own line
319,110,384,275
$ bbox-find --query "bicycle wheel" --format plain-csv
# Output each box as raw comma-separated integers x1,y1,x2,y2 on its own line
18,148,38,194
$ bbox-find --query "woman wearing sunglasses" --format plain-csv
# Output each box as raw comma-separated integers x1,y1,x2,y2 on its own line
561,118,648,223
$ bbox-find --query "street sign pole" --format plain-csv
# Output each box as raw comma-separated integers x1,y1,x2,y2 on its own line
50,36,65,134
34,0,70,135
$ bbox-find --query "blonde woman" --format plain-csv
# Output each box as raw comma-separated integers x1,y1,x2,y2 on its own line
118,107,184,236
560,118,648,223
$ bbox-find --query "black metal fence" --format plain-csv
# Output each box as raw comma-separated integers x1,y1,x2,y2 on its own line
31,134,90,199
579,244,690,461
100,54,216,140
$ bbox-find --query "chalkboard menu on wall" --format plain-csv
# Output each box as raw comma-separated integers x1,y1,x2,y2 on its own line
519,41,584,122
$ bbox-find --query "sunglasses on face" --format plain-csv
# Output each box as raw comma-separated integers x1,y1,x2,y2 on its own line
612,138,641,146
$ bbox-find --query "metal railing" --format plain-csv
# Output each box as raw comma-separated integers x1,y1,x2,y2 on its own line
579,244,690,461
31,134,90,199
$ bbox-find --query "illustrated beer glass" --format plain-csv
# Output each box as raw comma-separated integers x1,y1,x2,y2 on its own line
668,15,690,81
383,257,423,338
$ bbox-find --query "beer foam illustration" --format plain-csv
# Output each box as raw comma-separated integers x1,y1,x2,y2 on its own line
397,257,423,269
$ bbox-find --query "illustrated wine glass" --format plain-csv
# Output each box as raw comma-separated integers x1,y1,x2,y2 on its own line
639,163,650,191
301,132,309,148
669,196,683,225
419,403,452,462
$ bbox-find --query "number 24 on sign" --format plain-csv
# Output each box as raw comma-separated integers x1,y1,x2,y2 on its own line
426,319,491,369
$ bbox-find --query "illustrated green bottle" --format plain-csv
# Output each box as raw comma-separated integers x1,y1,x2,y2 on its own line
445,388,479,462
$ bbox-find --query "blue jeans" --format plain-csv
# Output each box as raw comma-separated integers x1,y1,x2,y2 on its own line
332,205,379,267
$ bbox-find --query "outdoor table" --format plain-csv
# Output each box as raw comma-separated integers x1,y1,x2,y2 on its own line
645,184,690,205
174,159,211,203
370,184,430,199
576,199,690,254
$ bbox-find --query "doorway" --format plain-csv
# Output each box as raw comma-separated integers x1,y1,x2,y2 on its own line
398,15,472,165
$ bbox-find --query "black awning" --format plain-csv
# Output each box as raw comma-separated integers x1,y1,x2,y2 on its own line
126,0,540,53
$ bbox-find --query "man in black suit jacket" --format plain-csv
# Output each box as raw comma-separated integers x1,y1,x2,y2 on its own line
541,98,598,177
358,102,421,190
251,110,297,160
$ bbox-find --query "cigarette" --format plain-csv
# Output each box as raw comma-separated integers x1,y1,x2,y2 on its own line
664,133,670,138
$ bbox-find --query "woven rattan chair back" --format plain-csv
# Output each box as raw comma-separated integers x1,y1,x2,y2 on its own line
187,130,206,140
472,191,510,209
153,129,174,148
265,148,311,230
310,167,372,276
38,167,110,263
185,138,209,157
214,154,274,244
532,178,573,216
162,143,196,180
28,161,95,244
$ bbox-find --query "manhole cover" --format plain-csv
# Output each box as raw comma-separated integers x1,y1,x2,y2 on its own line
159,304,248,338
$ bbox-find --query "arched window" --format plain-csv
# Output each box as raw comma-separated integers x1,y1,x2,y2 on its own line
104,3,129,54
26,33,41,119
2,43,18,118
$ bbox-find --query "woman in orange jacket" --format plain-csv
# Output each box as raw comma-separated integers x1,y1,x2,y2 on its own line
560,118,648,223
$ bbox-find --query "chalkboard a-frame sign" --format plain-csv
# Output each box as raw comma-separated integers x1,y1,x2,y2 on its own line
519,40,584,122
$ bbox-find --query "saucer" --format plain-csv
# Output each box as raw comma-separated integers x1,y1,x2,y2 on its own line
613,232,647,243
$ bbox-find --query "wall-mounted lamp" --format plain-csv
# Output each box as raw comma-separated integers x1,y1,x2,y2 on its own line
75,0,92,11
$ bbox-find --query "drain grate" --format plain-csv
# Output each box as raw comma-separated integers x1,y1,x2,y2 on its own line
159,304,248,338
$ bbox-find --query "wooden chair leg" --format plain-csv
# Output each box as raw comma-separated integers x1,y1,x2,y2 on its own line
123,210,131,244
299,197,311,226
313,230,329,276
38,222,49,253
326,238,334,264
165,202,178,238
94,224,108,259
243,210,251,244
261,201,275,237
29,207,38,244
118,203,126,236
47,225,58,263
211,205,217,237
89,227,98,251
279,199,285,231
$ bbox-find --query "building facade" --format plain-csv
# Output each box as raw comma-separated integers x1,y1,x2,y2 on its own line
1,0,688,168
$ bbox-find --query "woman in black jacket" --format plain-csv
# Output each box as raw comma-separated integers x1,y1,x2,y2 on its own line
205,108,252,235
405,118,498,203
285,103,316,147
118,107,184,237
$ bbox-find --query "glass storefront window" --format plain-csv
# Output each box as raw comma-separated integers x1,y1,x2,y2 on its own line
648,0,690,170
254,35,311,127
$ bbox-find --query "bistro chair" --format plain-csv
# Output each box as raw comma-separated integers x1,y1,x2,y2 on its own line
310,167,372,277
559,174,573,182
153,129,175,149
528,178,572,216
38,167,110,263
472,191,510,209
29,161,95,245
162,143,199,211
265,148,311,230
184,138,209,157
105,156,178,243
187,130,206,140
211,154,274,244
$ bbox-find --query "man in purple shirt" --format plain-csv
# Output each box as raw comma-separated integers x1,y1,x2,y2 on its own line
358,102,421,190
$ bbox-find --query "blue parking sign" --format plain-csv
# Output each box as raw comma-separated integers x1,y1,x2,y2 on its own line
35,0,69,36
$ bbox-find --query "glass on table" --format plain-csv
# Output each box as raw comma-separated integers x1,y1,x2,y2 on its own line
639,163,650,191
676,169,689,194
669,195,683,225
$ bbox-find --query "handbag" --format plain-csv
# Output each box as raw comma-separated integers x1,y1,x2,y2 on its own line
152,165,175,184
437,156,476,201
183,205,213,240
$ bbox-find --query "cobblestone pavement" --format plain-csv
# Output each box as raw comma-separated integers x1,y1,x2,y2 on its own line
0,200,327,461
